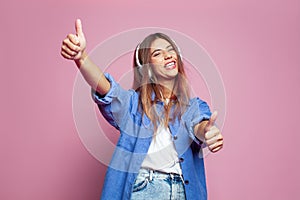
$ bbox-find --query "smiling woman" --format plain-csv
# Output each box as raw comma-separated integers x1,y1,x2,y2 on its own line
133,33,189,131
60,19,224,200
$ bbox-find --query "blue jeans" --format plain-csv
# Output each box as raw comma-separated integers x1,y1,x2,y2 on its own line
130,168,186,200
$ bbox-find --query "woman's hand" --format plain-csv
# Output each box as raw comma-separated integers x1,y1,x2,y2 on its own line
60,19,110,95
195,111,224,153
203,111,224,153
61,19,86,61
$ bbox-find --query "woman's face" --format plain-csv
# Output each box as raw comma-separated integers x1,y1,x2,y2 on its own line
149,38,179,82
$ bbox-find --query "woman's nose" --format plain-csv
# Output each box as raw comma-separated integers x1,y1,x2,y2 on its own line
164,52,173,59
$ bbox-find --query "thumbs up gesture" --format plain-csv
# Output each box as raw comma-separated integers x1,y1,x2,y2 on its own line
61,19,87,60
203,111,223,153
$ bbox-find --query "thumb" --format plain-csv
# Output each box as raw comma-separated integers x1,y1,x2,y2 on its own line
205,111,218,131
75,19,84,37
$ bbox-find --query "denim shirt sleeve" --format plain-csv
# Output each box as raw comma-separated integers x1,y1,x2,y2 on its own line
91,73,135,130
185,97,212,146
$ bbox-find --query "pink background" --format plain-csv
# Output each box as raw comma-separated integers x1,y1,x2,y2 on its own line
1,0,299,199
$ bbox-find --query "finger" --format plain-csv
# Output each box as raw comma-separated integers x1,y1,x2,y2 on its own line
205,111,218,131
63,37,81,52
61,45,78,57
204,126,219,140
209,141,223,153
211,145,223,153
75,19,84,37
205,132,223,146
66,34,80,46
61,50,74,59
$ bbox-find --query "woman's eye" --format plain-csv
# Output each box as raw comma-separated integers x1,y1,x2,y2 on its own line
153,52,161,57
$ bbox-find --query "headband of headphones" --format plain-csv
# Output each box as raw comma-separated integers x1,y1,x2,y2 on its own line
135,44,143,68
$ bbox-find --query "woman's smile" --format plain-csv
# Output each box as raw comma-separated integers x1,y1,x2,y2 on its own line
164,61,176,70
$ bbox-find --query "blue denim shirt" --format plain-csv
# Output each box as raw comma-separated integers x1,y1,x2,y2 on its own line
92,73,211,200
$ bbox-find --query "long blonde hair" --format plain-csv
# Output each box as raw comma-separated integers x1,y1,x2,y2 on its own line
133,33,190,130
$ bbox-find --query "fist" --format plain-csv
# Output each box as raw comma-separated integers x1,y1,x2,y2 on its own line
61,19,86,60
204,111,224,153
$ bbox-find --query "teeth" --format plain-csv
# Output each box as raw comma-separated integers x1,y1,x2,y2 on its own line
165,62,175,67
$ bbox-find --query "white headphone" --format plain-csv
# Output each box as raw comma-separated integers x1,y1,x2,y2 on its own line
135,43,143,68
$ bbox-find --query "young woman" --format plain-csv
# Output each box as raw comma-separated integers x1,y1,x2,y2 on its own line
61,19,223,200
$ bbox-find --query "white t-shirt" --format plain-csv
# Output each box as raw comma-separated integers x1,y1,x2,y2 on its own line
141,123,182,175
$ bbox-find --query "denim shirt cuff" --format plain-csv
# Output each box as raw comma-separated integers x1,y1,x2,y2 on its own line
91,73,119,105
186,114,211,146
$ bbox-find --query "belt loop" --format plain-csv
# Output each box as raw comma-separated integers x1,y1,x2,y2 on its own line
149,170,153,181
170,173,174,180
179,174,184,184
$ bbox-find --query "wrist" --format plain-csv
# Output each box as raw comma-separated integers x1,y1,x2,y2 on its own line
197,120,209,141
75,50,88,68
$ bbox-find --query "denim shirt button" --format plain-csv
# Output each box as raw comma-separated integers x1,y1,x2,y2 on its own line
184,180,189,185
173,135,178,140
179,157,184,162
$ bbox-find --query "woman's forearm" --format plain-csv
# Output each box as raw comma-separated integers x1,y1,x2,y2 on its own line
75,51,111,96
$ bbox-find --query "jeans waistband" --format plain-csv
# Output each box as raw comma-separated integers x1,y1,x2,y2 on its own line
138,168,184,183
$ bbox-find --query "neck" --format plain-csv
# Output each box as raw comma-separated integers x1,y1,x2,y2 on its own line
157,79,176,99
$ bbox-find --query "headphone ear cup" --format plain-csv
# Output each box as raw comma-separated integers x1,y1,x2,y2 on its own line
135,44,145,78
178,47,182,60
135,44,142,68
148,69,153,79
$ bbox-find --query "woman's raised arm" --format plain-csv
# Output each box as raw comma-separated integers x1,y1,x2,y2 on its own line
60,19,110,96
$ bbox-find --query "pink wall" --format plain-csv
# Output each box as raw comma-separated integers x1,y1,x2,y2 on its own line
1,0,299,199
